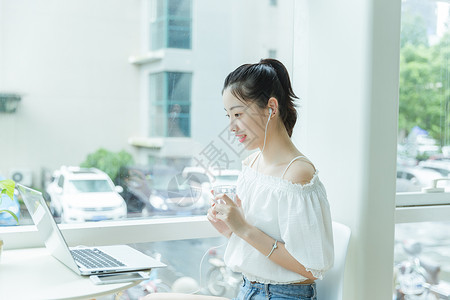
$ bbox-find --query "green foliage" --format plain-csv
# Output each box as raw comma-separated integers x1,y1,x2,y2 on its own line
0,179,19,224
80,148,134,182
416,152,430,162
399,12,450,146
400,14,428,48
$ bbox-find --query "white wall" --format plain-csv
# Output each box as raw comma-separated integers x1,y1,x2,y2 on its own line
0,0,141,186
292,0,401,298
192,0,234,155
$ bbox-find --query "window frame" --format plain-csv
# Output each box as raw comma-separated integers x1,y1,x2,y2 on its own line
0,216,219,250
395,191,450,224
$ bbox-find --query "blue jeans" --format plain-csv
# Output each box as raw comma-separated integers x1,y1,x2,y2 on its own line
232,276,317,300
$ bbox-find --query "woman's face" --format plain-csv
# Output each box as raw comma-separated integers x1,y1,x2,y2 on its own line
223,87,267,150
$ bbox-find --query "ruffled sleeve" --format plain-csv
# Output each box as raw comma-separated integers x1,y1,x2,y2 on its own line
277,182,334,280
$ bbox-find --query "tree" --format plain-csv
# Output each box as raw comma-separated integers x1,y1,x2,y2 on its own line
398,11,450,147
400,13,428,48
80,148,134,182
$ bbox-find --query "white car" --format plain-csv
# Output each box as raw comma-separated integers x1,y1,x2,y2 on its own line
210,168,240,186
46,166,127,223
180,166,215,210
418,160,450,177
181,167,240,204
396,166,445,192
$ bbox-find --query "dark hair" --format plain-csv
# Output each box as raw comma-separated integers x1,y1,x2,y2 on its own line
222,58,298,137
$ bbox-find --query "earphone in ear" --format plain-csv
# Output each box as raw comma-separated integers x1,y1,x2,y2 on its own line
268,108,272,118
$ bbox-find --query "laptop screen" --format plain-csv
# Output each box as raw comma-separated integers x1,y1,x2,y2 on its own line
18,184,81,274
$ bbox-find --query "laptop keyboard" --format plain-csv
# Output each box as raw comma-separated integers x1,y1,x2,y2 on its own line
71,248,126,269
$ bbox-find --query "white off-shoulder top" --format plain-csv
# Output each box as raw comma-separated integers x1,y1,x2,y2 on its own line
223,154,334,284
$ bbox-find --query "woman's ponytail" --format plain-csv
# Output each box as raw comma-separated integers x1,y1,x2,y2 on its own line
260,59,298,137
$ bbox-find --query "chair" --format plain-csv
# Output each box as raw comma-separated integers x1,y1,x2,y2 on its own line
316,221,351,300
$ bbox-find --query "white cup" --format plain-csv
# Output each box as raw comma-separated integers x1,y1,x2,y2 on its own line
212,185,236,204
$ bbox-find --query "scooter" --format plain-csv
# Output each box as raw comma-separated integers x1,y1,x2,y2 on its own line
206,248,242,297
394,239,450,299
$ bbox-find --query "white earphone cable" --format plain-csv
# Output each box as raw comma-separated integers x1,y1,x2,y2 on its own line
188,242,227,295
257,110,271,172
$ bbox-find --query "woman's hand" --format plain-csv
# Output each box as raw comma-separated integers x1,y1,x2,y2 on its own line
207,204,232,238
213,193,249,237
206,189,232,238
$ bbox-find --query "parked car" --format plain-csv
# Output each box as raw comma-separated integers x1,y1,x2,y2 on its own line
181,167,213,185
182,166,215,206
148,165,208,215
210,168,240,186
118,165,210,216
418,160,450,177
396,166,444,192
0,175,21,226
116,166,152,213
182,166,240,196
46,166,127,223
397,154,418,167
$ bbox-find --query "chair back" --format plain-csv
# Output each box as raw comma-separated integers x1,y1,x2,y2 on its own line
316,221,351,300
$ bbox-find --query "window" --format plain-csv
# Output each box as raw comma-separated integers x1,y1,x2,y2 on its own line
150,0,192,50
1,0,297,255
268,49,277,58
397,0,450,194
395,1,450,297
149,72,192,137
394,221,450,299
57,176,64,188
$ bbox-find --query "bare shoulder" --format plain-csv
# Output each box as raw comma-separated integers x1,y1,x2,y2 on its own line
242,151,260,166
283,159,316,185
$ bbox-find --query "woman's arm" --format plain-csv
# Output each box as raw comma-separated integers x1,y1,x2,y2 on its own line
214,195,317,280
235,223,317,280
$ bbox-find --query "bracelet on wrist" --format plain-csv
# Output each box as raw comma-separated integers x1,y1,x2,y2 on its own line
266,239,278,258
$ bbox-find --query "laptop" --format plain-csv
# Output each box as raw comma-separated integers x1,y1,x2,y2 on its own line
18,184,166,276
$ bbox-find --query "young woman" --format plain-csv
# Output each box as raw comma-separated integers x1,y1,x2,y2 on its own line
146,59,334,300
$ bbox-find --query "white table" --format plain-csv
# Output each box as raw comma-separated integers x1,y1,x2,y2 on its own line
0,247,142,300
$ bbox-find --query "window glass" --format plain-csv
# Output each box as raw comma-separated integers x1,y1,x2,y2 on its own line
268,49,277,59
168,19,192,49
397,0,450,193
117,237,239,298
57,176,64,188
0,0,296,225
150,0,166,50
150,0,192,50
394,222,450,299
149,72,192,137
149,72,166,137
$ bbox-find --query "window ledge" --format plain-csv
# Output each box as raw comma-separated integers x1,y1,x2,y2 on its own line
0,216,220,250
128,50,165,65
396,205,450,223
129,136,164,149
128,137,194,149
396,192,450,207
